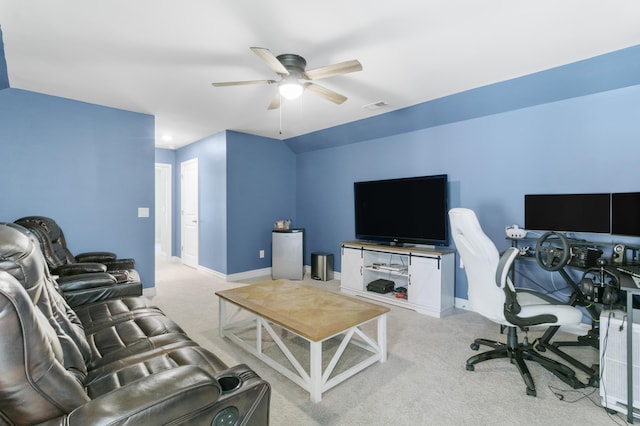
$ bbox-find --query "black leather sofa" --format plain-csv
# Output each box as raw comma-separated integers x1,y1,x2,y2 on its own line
0,223,270,425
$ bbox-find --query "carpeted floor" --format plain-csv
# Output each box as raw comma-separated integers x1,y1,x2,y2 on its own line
150,259,626,426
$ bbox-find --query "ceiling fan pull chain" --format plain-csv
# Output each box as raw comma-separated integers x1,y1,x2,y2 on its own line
279,94,283,135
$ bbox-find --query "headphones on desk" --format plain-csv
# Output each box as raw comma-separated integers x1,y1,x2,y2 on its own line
579,260,620,306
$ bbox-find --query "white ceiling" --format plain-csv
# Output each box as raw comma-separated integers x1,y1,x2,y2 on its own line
1,1,640,149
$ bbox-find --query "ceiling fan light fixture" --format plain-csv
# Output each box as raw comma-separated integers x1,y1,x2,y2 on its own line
278,77,303,100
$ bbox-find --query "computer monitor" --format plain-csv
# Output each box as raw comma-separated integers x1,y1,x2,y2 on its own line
612,192,640,237
524,193,611,233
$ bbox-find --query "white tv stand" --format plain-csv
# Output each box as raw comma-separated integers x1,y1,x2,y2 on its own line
340,241,455,318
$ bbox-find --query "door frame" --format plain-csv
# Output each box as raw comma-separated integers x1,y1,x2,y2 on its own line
180,158,199,268
154,163,172,260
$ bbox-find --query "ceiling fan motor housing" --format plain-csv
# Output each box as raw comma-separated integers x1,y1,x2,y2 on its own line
276,54,307,75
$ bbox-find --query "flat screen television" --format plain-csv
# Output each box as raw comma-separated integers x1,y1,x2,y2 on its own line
354,174,449,246
612,192,640,237
524,193,611,233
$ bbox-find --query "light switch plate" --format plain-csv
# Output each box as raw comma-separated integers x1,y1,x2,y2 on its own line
138,207,150,218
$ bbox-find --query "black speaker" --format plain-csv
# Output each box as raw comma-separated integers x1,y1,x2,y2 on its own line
601,285,620,306
580,268,620,306
612,244,626,265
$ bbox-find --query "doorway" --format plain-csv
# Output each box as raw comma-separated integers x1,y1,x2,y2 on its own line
181,158,199,268
155,163,172,260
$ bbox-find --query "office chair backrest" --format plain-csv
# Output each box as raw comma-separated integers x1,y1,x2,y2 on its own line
449,208,506,323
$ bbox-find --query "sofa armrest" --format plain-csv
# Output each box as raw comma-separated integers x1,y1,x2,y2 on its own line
56,273,142,307
57,273,117,292
64,365,269,426
75,251,117,263
52,262,107,276
104,258,136,271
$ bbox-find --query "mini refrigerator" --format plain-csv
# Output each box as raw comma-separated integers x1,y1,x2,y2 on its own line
272,229,304,280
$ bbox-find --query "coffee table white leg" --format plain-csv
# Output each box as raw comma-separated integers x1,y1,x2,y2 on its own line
218,298,227,338
256,317,263,354
378,314,387,362
310,340,323,402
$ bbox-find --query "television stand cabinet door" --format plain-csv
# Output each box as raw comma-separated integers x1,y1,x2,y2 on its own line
340,241,455,318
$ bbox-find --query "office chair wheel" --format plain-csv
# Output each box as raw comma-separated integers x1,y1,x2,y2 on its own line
535,231,571,271
470,343,480,350
526,388,536,397
466,364,475,371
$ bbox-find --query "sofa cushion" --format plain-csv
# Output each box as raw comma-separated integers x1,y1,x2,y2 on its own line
85,314,194,369
73,295,162,331
86,345,228,398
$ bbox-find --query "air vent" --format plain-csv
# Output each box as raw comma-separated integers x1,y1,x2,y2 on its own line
363,101,389,111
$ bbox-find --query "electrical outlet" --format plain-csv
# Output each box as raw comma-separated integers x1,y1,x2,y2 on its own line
259,250,265,259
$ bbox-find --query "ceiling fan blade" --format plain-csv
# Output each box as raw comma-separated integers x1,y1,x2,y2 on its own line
304,59,362,80
212,79,276,87
267,93,281,110
250,47,289,76
304,83,347,104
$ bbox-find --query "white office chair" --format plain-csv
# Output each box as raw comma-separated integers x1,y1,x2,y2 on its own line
449,208,585,396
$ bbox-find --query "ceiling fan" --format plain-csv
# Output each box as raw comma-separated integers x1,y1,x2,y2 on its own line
212,47,362,109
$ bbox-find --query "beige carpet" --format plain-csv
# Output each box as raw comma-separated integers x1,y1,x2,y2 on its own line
151,259,624,426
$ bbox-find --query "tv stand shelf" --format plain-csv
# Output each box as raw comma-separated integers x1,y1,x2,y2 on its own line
340,241,455,318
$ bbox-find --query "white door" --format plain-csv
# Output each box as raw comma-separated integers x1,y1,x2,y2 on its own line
154,163,172,260
181,158,199,268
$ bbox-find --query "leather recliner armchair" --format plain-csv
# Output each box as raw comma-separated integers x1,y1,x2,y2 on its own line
0,223,271,425
14,216,143,303
15,216,135,273
9,221,141,307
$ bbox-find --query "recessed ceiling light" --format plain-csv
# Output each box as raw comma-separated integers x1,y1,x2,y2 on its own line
161,134,173,142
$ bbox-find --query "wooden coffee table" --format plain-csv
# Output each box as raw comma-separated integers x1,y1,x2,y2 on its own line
216,280,390,402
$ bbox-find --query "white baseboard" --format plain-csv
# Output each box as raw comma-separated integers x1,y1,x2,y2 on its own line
200,264,339,282
195,264,228,280
166,259,340,282
166,257,271,281
226,267,272,281
455,297,471,311
143,287,156,298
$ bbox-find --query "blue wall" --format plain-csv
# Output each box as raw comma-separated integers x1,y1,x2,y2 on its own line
226,131,296,273
155,147,175,165
296,84,640,299
166,130,295,275
0,88,156,287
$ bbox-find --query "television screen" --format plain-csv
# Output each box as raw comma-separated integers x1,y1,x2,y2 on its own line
524,193,611,233
612,192,640,237
354,174,448,246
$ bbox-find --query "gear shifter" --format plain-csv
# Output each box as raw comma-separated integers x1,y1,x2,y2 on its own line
597,258,608,285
